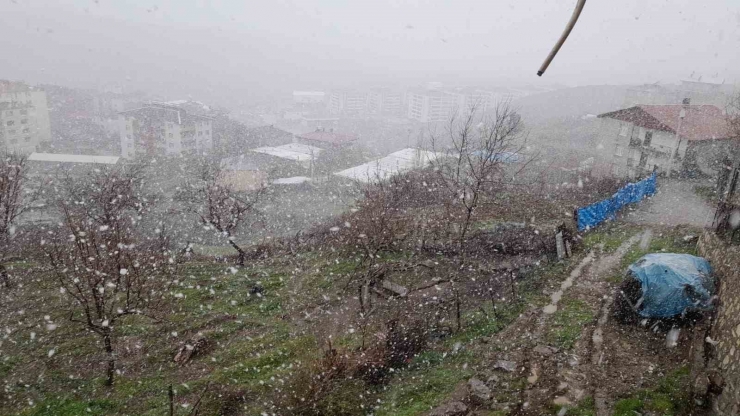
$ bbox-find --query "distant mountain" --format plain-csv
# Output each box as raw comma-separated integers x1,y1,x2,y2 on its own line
513,85,633,122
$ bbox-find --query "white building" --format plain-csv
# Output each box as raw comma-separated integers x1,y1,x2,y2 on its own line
368,89,404,116
0,81,51,153
598,103,731,178
328,90,368,115
118,103,213,159
406,89,458,122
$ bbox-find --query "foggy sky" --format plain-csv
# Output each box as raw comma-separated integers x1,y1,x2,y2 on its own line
2,0,739,105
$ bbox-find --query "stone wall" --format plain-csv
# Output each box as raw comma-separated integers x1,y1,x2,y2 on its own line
697,231,740,415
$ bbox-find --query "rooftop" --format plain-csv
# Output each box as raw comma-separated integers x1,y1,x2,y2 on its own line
298,130,358,145
334,148,440,183
251,143,323,162
598,104,731,141
28,153,120,165
119,103,213,123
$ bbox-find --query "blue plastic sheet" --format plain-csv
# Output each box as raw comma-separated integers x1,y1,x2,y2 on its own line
577,172,657,231
627,253,714,318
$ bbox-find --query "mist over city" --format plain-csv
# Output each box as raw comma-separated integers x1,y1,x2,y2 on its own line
1,1,740,415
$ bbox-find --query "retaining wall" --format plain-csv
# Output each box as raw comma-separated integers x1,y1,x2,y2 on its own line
697,231,740,415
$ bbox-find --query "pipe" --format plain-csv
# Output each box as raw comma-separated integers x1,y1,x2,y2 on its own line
537,0,587,77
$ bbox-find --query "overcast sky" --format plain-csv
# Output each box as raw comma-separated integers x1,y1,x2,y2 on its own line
2,0,739,105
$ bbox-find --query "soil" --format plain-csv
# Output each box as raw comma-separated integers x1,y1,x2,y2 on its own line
469,230,699,416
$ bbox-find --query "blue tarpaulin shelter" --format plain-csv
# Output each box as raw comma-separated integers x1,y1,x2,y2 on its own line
577,172,657,231
627,253,714,318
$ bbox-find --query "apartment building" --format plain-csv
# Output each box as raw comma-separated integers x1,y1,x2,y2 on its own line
406,89,459,122
328,90,368,115
367,89,404,116
118,103,213,159
598,101,731,178
0,81,52,153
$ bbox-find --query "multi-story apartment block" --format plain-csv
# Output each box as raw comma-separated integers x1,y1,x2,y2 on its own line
119,103,213,159
328,90,368,115
368,89,404,116
0,80,52,153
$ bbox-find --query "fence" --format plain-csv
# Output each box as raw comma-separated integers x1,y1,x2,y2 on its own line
576,172,657,231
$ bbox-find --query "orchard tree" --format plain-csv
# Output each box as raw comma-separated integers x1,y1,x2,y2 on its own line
429,100,529,252
44,164,177,386
179,158,265,266
0,153,38,288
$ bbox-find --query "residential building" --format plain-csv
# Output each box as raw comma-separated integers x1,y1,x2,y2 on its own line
368,89,404,116
598,101,731,179
328,90,368,115
406,89,458,122
118,103,213,159
219,155,267,192
0,80,52,153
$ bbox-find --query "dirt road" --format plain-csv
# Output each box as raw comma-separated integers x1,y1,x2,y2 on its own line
622,179,715,227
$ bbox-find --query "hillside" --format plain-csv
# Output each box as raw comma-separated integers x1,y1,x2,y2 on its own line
513,85,632,122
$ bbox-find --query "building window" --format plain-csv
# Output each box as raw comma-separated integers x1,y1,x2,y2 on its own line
20,109,27,115
168,133,173,138
612,165,620,176
615,145,624,157
20,119,27,124
7,130,15,135
24,136,31,142
5,111,12,116
22,128,29,133
619,124,630,137
6,121,13,126
205,130,210,135
643,131,653,147
9,139,17,144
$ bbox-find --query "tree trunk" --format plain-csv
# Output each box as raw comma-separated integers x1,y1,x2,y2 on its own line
228,239,246,266
0,263,8,288
168,385,175,416
103,332,115,386
454,286,462,332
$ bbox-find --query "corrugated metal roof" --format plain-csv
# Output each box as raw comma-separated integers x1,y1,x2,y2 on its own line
298,131,358,145
333,148,440,183
251,143,322,162
272,176,311,184
28,153,120,165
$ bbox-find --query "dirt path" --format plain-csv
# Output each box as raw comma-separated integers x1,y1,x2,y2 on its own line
496,232,646,415
622,180,714,228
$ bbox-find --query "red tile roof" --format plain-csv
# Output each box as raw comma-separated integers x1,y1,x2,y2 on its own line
598,105,731,141
298,131,358,145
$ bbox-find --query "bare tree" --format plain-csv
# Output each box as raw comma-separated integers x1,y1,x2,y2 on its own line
0,153,38,288
44,165,177,386
348,175,413,315
428,101,528,330
429,100,528,253
179,159,265,266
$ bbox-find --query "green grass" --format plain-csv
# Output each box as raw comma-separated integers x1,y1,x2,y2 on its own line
546,299,595,350
553,396,596,416
612,366,691,416
20,398,116,416
619,228,699,273
694,185,718,204
376,363,474,416
582,228,630,253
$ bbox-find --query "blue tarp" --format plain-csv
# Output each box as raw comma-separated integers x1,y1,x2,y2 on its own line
627,253,714,318
577,172,657,231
